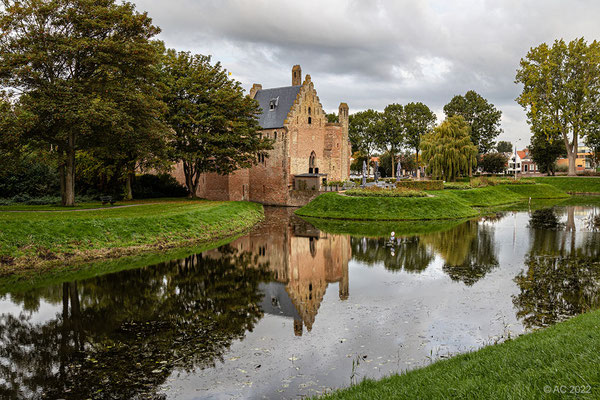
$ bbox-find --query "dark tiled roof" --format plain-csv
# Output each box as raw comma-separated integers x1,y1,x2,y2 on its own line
254,85,301,129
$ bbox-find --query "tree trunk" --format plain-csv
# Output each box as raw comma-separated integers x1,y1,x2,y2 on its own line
183,160,199,198
59,152,66,206
125,171,134,200
63,132,76,206
563,130,577,176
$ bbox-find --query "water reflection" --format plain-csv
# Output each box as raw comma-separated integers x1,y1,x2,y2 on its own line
0,249,272,399
1,205,599,399
513,207,600,329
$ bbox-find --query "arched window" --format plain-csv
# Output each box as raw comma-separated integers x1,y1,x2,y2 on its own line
308,116,312,124
308,107,311,115
309,151,316,174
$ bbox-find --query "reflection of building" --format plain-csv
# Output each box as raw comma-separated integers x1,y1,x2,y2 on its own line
206,208,351,336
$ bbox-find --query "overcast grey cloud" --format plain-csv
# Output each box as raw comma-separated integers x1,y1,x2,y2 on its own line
132,0,600,146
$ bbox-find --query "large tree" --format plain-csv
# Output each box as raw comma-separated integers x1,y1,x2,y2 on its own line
162,50,270,198
348,109,382,169
403,102,437,170
421,115,478,181
0,0,162,206
496,140,513,153
480,152,508,174
443,90,502,154
516,38,600,176
529,129,567,176
377,103,404,178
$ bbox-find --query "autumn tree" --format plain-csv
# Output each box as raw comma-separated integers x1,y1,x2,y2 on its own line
348,109,382,168
403,102,437,169
0,0,162,206
443,90,502,154
496,140,513,153
516,38,600,176
421,115,478,181
161,50,270,197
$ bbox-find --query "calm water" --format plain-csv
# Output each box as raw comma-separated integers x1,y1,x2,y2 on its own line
1,205,600,399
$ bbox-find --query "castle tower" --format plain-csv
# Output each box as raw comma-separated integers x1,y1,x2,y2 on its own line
338,102,349,132
292,65,302,86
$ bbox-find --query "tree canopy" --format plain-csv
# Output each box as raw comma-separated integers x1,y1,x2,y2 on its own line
421,115,478,181
348,109,382,163
161,50,271,197
480,152,508,174
403,102,437,166
0,0,163,205
377,104,404,177
529,129,567,176
443,90,502,154
496,140,513,153
516,37,600,176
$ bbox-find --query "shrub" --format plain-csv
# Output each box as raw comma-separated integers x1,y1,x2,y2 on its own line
0,157,59,198
396,180,444,190
131,173,188,199
345,187,427,197
444,182,471,190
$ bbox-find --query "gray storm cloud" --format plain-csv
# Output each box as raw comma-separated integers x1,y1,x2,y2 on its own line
132,0,600,145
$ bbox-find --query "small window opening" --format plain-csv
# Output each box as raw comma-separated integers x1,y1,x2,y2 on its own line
269,97,279,111
308,107,311,115
308,117,312,124
274,131,277,140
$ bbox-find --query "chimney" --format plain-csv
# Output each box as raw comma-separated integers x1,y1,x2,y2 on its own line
292,65,302,86
249,83,262,99
338,102,349,129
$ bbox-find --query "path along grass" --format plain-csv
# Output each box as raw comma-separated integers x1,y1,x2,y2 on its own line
296,183,570,221
0,199,263,275
317,308,600,399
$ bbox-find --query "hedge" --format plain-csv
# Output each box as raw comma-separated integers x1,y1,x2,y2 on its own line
396,180,444,190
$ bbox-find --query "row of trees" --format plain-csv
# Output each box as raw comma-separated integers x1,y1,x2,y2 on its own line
0,0,270,206
348,91,503,179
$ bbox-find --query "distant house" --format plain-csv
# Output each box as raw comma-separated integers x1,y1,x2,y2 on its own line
557,144,595,172
518,148,539,174
505,152,521,175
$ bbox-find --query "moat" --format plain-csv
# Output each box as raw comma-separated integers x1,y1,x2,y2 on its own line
1,205,599,399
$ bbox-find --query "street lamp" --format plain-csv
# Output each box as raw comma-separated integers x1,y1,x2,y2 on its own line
513,139,522,180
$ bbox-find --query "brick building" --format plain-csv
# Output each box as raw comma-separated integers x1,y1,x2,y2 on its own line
172,65,351,206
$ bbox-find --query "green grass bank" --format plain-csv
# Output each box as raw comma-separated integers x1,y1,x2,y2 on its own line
317,308,600,400
530,176,600,194
296,183,570,221
0,199,263,276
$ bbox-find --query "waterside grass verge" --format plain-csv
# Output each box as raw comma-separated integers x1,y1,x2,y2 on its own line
316,307,600,399
296,183,571,221
0,199,264,276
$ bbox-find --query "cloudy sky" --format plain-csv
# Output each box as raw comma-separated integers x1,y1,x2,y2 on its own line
133,0,600,147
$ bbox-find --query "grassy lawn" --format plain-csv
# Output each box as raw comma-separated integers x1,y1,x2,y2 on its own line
317,308,600,399
530,176,600,194
295,192,479,221
0,199,263,275
296,184,571,221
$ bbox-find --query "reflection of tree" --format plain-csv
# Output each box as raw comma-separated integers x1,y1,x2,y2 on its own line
423,220,499,285
514,254,600,329
529,208,563,230
0,246,272,399
350,236,434,273
515,207,600,329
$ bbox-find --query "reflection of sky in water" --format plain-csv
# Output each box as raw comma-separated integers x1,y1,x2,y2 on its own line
0,205,599,399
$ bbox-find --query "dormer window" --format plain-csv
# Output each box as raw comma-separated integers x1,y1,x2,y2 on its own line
269,97,279,111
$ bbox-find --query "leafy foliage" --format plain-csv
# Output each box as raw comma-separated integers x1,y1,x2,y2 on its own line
480,152,508,174
131,174,188,199
515,38,600,176
348,109,382,160
443,90,502,154
161,50,270,197
528,129,567,175
421,116,478,182
403,102,437,164
496,140,513,153
377,104,404,177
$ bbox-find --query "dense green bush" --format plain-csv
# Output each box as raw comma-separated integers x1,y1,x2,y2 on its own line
131,173,188,198
396,180,444,190
345,187,427,197
0,158,59,198
0,194,97,205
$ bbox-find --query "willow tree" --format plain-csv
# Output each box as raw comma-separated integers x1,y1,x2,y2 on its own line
515,38,600,176
421,115,477,181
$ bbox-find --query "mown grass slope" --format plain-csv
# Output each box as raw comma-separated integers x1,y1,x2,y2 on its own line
317,308,600,400
295,192,479,221
0,199,263,273
531,176,600,194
